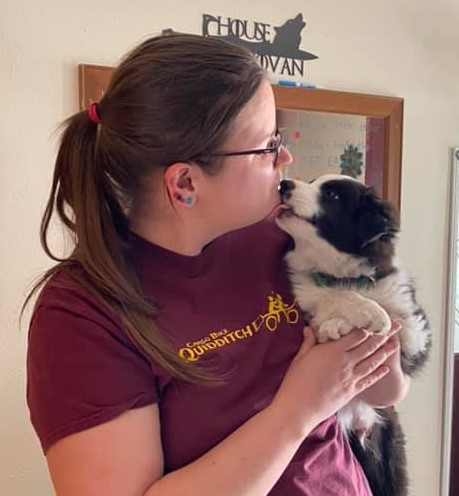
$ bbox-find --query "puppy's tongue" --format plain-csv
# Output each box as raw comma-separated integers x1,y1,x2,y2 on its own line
267,203,292,219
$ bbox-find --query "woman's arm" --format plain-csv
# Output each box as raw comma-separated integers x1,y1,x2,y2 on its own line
46,328,398,496
46,405,164,496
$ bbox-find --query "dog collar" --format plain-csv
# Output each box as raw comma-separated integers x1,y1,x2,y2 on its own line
312,271,375,289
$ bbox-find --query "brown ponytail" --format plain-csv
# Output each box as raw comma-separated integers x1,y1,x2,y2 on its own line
23,33,266,384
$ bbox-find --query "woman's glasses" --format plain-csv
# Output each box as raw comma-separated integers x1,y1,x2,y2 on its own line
195,131,284,168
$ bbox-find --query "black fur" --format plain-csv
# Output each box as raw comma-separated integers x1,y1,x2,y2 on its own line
349,409,408,496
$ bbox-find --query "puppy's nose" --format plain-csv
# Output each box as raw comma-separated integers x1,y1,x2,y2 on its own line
279,179,295,198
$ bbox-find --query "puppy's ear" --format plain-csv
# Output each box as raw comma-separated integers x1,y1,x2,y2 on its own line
357,189,399,248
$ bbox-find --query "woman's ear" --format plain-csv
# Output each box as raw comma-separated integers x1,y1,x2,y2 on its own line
164,163,197,206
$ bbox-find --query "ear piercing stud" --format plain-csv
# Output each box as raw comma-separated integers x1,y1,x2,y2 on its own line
173,192,194,206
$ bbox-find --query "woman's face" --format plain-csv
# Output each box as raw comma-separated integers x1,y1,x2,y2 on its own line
198,80,292,237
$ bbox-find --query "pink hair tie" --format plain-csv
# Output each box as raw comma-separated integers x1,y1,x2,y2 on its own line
87,102,100,124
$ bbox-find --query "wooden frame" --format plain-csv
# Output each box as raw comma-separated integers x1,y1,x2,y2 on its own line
78,64,403,208
273,86,403,209
78,64,113,110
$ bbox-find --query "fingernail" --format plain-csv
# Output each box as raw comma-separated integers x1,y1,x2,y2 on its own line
392,320,402,332
388,327,400,338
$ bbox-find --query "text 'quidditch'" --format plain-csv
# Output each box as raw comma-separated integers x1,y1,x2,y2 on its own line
178,293,300,362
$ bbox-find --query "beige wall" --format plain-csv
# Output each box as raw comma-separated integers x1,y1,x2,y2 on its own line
2,1,458,495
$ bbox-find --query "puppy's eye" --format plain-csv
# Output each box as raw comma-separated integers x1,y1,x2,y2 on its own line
324,189,340,201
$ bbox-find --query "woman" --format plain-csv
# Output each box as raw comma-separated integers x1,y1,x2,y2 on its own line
26,33,406,495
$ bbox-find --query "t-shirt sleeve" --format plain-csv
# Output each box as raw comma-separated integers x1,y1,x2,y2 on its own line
27,284,159,453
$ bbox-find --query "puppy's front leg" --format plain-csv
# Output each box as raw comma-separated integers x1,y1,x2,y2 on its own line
313,291,392,343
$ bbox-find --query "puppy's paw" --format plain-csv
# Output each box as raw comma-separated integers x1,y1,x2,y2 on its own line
316,318,354,342
351,300,392,335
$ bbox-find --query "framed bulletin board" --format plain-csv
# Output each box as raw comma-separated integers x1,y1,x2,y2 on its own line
78,64,113,110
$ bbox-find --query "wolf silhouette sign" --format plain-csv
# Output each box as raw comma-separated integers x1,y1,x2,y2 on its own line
201,13,318,77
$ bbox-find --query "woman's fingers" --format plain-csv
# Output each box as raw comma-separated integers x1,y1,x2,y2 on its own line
293,327,317,362
391,320,402,332
354,365,390,393
352,337,400,377
336,319,402,353
276,323,401,427
346,326,400,363
338,328,370,351
302,326,317,345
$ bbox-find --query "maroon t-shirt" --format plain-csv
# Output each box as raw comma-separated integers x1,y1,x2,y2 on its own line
27,220,372,495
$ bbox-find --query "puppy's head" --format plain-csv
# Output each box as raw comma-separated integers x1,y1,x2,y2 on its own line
276,175,399,269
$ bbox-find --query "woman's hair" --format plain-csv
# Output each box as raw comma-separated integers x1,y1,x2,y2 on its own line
24,33,266,384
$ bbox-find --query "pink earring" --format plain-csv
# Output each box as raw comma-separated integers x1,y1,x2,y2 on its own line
173,192,195,206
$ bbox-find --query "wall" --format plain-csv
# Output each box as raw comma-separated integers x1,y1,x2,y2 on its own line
2,0,459,494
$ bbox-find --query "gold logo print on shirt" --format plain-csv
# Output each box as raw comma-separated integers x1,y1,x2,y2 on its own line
178,293,300,362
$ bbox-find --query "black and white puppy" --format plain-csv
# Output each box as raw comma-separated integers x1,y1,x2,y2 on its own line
275,175,432,496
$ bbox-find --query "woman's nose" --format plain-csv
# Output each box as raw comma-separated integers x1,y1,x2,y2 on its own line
277,145,293,169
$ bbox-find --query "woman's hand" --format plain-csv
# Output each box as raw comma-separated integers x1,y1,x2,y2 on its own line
357,323,410,407
269,325,400,439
